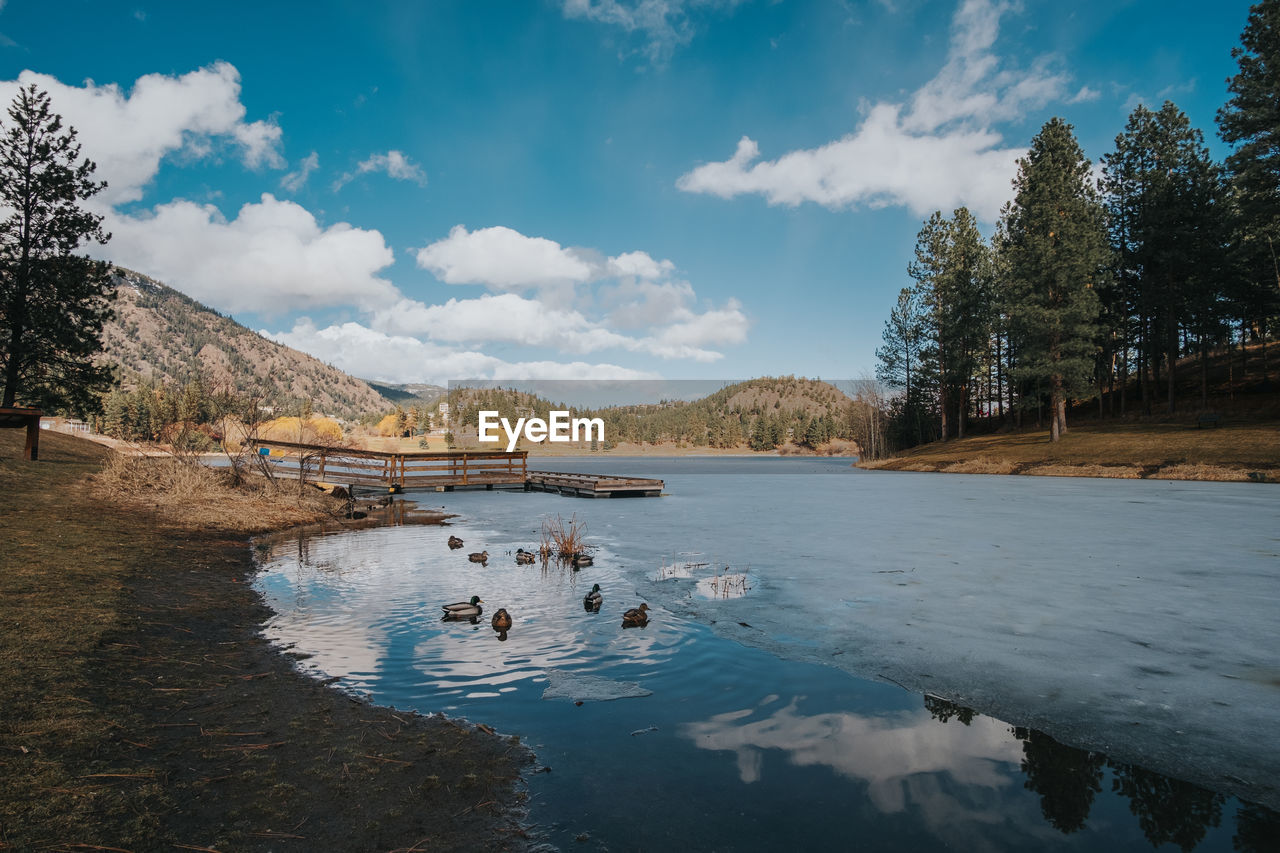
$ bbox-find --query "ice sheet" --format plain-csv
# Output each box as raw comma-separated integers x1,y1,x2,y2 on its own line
541,668,653,702
603,463,1280,809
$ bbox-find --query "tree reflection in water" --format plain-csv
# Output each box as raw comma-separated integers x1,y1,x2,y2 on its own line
925,696,1270,850
1233,802,1280,853
1013,726,1104,834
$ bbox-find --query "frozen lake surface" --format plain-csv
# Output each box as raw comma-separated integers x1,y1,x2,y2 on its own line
255,458,1280,849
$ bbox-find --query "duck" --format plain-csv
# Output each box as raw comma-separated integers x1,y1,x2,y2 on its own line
468,550,489,565
491,608,513,632
515,548,535,565
621,603,650,628
570,553,593,570
441,596,484,619
447,535,464,550
583,583,603,611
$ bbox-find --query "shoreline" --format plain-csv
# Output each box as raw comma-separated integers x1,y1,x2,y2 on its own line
0,431,534,850
857,420,1280,483
859,457,1277,482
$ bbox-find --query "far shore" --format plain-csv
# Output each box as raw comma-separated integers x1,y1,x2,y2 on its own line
858,420,1280,483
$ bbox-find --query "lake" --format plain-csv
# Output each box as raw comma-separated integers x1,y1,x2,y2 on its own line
254,458,1280,850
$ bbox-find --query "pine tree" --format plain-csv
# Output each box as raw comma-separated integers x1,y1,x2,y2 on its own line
876,285,936,446
0,85,114,412
1001,118,1110,442
1217,0,1280,377
1104,103,1226,414
906,208,992,440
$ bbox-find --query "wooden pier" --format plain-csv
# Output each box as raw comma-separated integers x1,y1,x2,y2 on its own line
527,471,664,498
245,439,662,498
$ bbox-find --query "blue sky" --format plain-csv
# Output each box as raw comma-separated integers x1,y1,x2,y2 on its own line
0,0,1255,385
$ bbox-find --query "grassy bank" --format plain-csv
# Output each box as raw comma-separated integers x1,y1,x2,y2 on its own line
860,419,1280,481
0,430,531,850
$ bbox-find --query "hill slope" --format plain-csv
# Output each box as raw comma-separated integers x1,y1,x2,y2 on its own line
101,268,392,419
445,377,874,450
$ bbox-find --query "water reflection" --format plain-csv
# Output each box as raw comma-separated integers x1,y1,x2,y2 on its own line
681,694,1023,808
1234,802,1280,853
682,693,1277,851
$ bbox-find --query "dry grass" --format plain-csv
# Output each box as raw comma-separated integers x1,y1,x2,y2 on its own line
863,420,1280,482
940,457,1020,475
0,429,530,850
540,513,588,560
1149,463,1253,482
1024,463,1144,479
92,451,345,533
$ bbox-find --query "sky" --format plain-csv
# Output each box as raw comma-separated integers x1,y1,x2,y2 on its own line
0,0,1257,386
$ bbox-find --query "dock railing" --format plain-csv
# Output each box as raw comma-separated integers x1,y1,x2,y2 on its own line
245,439,528,490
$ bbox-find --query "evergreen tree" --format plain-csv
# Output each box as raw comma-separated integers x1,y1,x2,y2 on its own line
906,208,992,440
1103,102,1227,414
876,286,936,447
1001,118,1110,442
0,85,114,412
1217,0,1280,375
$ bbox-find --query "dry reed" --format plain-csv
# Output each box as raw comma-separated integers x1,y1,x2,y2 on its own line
539,513,589,560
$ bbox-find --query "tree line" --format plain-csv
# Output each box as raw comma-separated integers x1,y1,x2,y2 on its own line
876,1,1280,448
444,378,878,452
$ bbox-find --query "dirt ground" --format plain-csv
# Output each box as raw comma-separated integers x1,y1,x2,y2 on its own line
0,430,534,851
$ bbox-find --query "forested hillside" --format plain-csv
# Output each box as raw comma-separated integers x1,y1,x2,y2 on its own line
446,377,880,452
101,268,393,419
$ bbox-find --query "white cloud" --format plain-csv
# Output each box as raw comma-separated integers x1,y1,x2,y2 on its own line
599,279,697,329
280,151,319,192
1067,85,1100,104
333,149,427,190
367,288,742,363
101,193,399,314
676,0,1073,221
408,224,750,362
372,293,634,352
0,62,284,205
415,224,596,289
608,250,676,279
266,318,654,385
562,0,748,65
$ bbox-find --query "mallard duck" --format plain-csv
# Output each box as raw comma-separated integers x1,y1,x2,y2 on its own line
621,603,650,627
441,596,483,618
491,608,512,632
468,551,489,565
515,548,535,565
571,553,593,569
447,535,464,550
583,583,602,610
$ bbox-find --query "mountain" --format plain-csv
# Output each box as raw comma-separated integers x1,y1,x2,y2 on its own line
101,268,394,419
365,381,447,405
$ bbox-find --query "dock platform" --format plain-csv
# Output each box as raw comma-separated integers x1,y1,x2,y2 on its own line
526,470,664,498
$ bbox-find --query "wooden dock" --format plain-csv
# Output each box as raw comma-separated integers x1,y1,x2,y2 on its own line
245,440,662,498
527,470,664,498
